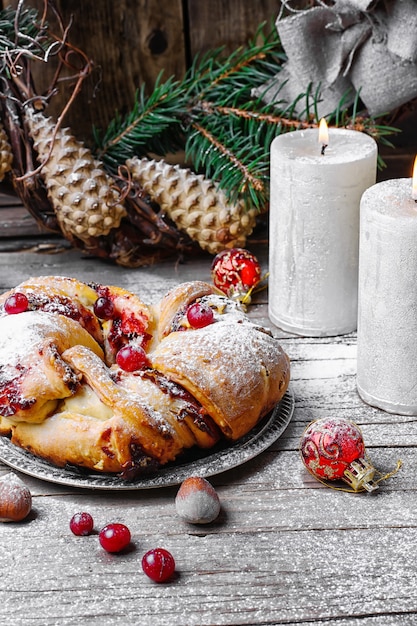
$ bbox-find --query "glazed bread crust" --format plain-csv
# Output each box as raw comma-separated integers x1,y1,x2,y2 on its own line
0,277,290,477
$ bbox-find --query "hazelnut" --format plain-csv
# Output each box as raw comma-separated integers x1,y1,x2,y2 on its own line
0,472,32,522
175,476,221,524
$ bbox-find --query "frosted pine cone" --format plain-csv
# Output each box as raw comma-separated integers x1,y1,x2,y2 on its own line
126,157,258,254
0,123,13,182
25,109,126,242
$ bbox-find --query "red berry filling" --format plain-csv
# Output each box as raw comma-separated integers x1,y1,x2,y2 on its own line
4,292,29,314
99,523,131,553
0,378,36,417
70,512,94,536
142,548,176,582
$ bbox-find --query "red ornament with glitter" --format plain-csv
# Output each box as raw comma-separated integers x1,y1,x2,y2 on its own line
211,248,261,302
300,417,378,492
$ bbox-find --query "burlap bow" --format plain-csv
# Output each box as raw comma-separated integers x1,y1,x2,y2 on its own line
254,0,417,117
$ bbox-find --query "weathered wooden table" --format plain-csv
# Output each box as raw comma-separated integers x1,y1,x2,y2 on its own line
0,222,416,625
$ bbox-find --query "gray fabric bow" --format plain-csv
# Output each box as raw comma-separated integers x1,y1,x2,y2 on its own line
254,0,417,117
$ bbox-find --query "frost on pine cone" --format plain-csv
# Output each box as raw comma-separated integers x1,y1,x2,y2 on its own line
0,123,13,182
25,108,126,243
126,157,258,254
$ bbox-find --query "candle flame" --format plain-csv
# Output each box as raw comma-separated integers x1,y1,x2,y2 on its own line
319,118,329,146
412,156,417,200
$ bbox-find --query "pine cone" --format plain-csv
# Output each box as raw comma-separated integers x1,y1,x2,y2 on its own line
0,123,13,182
25,109,126,243
126,157,258,254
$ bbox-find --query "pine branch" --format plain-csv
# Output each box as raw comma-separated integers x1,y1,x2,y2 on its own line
93,73,187,172
185,78,400,207
181,30,301,210
184,24,284,105
185,98,282,210
175,26,289,210
191,120,266,199
202,96,399,142
91,22,400,211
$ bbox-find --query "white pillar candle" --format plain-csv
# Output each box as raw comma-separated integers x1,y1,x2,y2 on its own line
269,127,377,336
357,174,417,414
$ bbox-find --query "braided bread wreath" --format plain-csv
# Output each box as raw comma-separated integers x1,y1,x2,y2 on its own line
0,277,290,480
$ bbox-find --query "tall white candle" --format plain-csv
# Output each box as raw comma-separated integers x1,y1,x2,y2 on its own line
269,127,377,336
357,173,417,414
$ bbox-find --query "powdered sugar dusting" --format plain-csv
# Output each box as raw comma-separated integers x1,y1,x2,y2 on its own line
0,278,289,474
0,312,63,411
0,311,54,366
151,319,288,437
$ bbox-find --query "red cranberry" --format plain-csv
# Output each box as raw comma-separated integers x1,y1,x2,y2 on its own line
142,548,176,582
99,523,131,553
186,302,214,329
4,292,29,314
116,345,148,372
69,512,94,536
93,296,115,320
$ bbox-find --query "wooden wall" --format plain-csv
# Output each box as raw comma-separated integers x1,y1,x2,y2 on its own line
3,0,280,142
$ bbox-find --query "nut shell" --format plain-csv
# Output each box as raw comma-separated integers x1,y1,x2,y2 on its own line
0,473,32,522
175,476,221,524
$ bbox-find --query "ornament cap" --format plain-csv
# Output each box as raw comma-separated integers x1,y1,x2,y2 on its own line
342,457,378,493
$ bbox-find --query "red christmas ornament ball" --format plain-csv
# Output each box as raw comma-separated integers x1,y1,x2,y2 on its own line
300,417,366,481
211,248,261,300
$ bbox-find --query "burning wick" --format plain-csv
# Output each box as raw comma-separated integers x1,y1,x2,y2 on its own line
319,118,329,156
412,155,417,203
